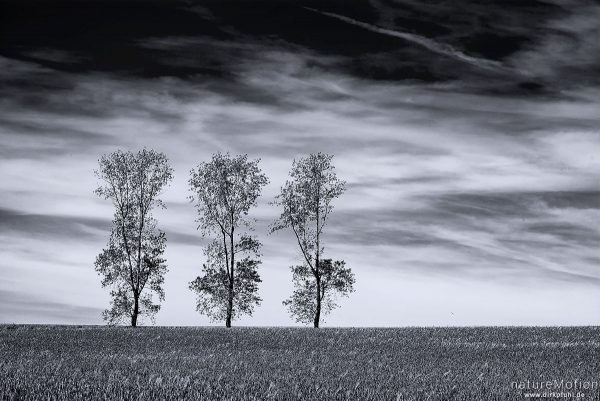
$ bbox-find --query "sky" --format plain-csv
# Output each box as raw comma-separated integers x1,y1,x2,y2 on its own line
0,0,599,326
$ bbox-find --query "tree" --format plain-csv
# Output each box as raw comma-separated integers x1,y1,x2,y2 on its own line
94,149,173,326
283,259,355,325
188,153,269,327
271,152,354,327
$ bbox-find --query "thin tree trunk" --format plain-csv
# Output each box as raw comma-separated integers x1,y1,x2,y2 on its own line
226,284,233,328
131,294,139,327
314,226,321,328
315,182,321,329
314,272,321,328
226,231,235,328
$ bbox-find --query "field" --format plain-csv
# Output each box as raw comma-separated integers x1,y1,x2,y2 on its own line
1,326,599,401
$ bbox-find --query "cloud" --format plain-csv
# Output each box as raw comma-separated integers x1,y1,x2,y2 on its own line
424,191,599,220
0,207,110,240
304,7,509,73
324,189,600,284
524,222,600,247
0,115,114,159
508,2,600,87
1,49,597,286
0,288,102,324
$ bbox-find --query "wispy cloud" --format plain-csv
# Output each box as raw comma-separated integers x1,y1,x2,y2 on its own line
509,2,600,86
0,289,103,324
304,7,510,73
0,207,109,239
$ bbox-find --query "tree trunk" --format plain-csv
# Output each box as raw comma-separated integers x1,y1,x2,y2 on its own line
314,273,321,328
131,295,139,327
225,284,234,328
315,196,321,328
226,232,235,328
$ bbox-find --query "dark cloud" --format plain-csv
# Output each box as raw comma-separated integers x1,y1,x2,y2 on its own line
329,191,599,245
0,206,205,246
542,191,600,210
509,2,600,88
0,207,110,240
324,187,600,284
304,7,509,73
0,116,114,159
0,59,185,120
372,88,600,137
0,0,230,78
328,223,449,248
349,174,457,190
164,230,204,247
203,110,450,157
0,0,575,94
0,289,102,324
428,191,600,220
524,222,600,247
1,0,597,128
430,193,542,219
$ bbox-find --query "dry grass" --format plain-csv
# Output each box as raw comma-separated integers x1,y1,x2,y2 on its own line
1,326,599,400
